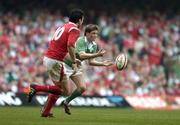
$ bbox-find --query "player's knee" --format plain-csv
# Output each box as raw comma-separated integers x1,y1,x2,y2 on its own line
66,91,71,96
61,89,70,96
79,86,86,93
65,90,71,96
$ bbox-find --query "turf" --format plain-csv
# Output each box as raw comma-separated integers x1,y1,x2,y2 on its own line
0,107,180,125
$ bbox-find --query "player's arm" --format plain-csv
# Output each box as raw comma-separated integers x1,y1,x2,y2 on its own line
67,29,80,74
67,29,80,63
68,47,76,63
76,39,105,60
78,49,105,60
88,58,113,67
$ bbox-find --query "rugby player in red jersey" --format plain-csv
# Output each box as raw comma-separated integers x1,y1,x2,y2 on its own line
27,9,84,117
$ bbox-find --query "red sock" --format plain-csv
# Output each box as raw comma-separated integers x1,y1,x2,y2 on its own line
41,94,59,116
34,85,62,95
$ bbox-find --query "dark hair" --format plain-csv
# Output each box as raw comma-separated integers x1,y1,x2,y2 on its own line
84,24,99,35
69,9,84,23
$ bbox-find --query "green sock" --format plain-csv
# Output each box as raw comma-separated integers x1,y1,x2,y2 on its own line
65,89,82,104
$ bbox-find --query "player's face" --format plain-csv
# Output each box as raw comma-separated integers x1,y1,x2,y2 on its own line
88,30,98,41
87,30,98,42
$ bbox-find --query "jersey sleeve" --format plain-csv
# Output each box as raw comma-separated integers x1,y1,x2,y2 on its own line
75,37,86,53
67,29,80,48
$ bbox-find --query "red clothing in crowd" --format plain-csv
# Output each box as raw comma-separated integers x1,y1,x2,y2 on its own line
148,45,162,65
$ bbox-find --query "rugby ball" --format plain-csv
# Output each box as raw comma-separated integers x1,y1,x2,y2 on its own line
115,53,128,70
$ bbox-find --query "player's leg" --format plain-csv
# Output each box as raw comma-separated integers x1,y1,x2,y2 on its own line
41,77,70,117
28,57,64,102
41,63,73,116
41,94,59,117
27,84,62,102
63,74,85,105
30,84,62,94
61,74,85,115
58,63,84,115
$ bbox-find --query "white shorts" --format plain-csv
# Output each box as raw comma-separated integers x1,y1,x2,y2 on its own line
43,56,82,84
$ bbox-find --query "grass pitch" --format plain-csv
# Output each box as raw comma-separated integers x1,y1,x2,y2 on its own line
0,107,180,125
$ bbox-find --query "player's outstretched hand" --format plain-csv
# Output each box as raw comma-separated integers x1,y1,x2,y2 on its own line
103,60,114,66
97,49,106,56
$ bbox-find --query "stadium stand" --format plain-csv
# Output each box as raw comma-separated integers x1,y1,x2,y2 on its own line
0,0,179,97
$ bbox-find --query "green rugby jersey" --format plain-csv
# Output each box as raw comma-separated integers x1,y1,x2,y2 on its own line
64,36,98,66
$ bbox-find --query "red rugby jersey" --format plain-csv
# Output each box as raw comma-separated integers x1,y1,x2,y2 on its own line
45,22,80,61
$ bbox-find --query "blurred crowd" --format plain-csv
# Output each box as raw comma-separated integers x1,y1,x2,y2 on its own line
0,9,179,96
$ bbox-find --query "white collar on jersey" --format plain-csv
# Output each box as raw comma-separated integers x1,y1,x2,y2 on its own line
68,22,77,27
85,36,96,45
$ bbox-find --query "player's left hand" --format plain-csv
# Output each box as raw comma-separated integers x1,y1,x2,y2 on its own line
75,59,81,67
72,63,78,75
103,60,114,66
